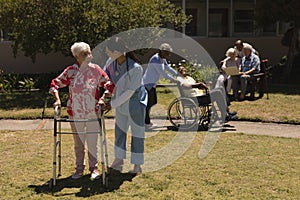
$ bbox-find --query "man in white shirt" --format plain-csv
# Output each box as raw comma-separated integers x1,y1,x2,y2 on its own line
234,40,258,58
143,43,179,126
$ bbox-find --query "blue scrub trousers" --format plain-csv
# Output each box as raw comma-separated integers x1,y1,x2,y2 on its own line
114,99,145,165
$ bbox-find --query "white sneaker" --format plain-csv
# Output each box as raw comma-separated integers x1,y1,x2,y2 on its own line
90,169,100,180
145,123,157,128
129,165,142,174
109,158,124,171
72,171,83,179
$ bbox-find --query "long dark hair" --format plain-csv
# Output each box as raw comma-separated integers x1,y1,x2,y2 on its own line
106,37,141,64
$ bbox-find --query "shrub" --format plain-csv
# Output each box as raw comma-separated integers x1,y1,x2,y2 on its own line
0,72,38,92
170,60,218,84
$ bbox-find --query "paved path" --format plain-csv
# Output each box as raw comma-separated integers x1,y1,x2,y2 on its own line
0,119,299,138
223,121,300,138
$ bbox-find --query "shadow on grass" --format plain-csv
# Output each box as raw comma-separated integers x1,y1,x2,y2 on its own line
268,83,300,95
222,124,237,132
28,169,137,197
166,125,210,132
165,122,237,132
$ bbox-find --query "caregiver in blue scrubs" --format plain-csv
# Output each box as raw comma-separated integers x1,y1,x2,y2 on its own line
104,37,147,174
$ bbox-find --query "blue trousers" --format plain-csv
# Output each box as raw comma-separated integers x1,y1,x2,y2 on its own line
114,100,145,165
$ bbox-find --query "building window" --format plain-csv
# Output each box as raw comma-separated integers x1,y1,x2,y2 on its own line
263,23,276,33
185,8,198,36
209,8,228,37
234,10,254,34
278,21,292,35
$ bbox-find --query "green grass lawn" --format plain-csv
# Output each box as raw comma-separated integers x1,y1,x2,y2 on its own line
230,93,300,124
0,129,299,199
0,84,300,124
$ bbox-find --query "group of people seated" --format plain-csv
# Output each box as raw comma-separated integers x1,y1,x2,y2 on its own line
174,39,261,123
215,40,261,101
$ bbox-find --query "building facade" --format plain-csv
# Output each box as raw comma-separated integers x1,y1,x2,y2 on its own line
0,0,291,73
170,0,290,66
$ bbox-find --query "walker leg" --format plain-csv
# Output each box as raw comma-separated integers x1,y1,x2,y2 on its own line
52,120,57,190
58,122,62,177
101,115,109,187
98,118,106,186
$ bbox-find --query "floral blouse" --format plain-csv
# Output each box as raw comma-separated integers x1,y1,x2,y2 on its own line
49,62,114,118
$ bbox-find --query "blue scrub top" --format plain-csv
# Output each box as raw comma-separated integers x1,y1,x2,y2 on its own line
105,57,147,106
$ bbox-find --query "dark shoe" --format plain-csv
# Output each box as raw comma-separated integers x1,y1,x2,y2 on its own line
226,114,238,122
72,171,83,179
229,115,238,121
228,111,237,116
239,94,245,101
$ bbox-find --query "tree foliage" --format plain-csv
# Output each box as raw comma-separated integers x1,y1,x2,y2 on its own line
255,0,300,82
255,0,300,27
0,0,190,61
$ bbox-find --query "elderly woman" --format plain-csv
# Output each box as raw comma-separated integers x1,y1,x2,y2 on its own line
49,42,114,180
215,47,241,98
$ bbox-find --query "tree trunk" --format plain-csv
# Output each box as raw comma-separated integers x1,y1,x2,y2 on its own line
284,27,299,82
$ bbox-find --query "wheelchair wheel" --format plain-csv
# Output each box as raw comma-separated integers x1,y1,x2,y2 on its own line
167,97,199,130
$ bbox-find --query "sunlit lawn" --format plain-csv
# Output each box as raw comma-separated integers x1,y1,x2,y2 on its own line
0,129,299,199
230,93,300,124
1,84,299,199
1,85,300,124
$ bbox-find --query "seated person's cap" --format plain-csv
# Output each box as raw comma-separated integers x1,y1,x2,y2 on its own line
159,43,173,52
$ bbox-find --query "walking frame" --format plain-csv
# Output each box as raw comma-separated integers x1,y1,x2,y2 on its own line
49,105,109,191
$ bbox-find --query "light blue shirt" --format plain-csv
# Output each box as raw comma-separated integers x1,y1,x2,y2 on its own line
143,53,178,90
105,57,147,106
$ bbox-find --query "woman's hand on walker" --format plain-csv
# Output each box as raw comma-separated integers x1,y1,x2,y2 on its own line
53,99,61,108
97,98,111,114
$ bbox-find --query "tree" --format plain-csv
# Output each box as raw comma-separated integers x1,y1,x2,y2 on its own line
255,0,300,82
0,0,190,61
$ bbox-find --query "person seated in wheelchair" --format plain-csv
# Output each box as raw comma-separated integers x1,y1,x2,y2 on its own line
177,66,210,106
233,43,260,101
178,66,238,121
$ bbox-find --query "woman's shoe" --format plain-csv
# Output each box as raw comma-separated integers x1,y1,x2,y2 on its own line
90,169,100,180
129,164,142,175
109,158,124,171
228,111,237,116
71,171,83,179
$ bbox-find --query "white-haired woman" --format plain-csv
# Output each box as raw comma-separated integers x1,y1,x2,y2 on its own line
49,42,114,179
215,47,241,100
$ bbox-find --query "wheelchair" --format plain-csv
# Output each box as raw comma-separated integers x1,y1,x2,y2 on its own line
167,84,212,131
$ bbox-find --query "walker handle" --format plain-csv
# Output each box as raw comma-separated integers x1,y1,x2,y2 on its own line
54,105,61,118
98,105,103,118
